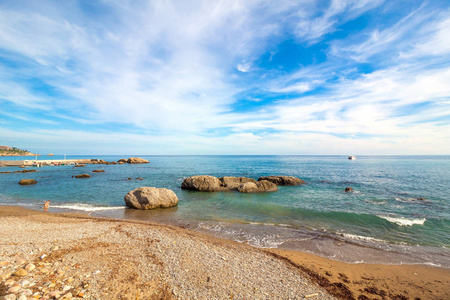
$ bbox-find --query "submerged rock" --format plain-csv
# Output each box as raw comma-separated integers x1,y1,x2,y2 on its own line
19,179,37,185
257,176,305,186
344,187,353,193
127,157,149,164
124,187,178,209
238,180,278,193
74,164,86,167
75,174,90,178
92,170,105,173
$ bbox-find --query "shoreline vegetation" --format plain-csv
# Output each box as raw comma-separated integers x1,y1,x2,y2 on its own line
1,206,449,300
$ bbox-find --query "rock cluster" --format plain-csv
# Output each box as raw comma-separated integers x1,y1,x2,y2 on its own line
124,187,178,210
257,176,305,186
18,179,37,185
181,175,303,193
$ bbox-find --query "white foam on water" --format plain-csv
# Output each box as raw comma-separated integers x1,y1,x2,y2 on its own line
378,215,426,226
341,233,387,243
51,203,126,212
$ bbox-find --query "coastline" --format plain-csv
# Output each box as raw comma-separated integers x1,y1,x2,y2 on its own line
1,206,449,299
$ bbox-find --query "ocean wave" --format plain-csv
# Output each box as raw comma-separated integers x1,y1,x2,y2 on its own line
340,233,387,243
50,203,126,212
378,215,426,226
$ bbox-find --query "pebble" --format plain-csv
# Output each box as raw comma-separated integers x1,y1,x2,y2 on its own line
40,268,49,274
1,271,11,280
3,294,17,300
25,264,35,271
7,284,21,293
18,295,27,300
13,269,28,277
19,279,30,287
50,246,59,251
48,291,60,298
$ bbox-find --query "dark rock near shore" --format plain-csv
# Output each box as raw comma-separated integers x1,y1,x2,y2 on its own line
92,170,105,173
238,180,278,193
127,157,149,164
75,174,90,178
258,176,305,186
19,179,37,185
344,187,353,192
74,164,86,167
124,187,178,209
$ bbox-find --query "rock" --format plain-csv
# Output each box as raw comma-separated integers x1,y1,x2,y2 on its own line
13,269,27,277
25,264,35,272
127,178,132,180
118,159,127,163
18,295,27,300
136,177,143,180
74,164,86,167
47,153,54,156
7,285,21,293
127,157,149,164
344,187,353,192
109,161,117,165
3,294,16,300
0,272,11,280
257,176,305,186
92,170,105,173
75,174,90,178
50,245,59,251
48,290,60,298
238,180,278,193
40,268,49,274
18,179,37,185
219,177,256,190
181,176,223,192
417,197,426,201
124,187,178,210
118,162,125,164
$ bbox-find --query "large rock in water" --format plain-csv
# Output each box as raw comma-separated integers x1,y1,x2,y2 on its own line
19,179,37,185
219,176,257,190
124,187,178,210
181,175,223,192
238,180,278,193
258,176,305,186
75,174,90,178
127,157,149,164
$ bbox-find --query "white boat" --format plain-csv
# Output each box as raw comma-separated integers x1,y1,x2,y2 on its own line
348,155,356,160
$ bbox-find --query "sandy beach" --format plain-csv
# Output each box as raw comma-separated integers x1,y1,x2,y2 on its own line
1,206,449,300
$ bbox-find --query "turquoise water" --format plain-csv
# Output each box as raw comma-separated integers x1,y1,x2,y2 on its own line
1,155,449,267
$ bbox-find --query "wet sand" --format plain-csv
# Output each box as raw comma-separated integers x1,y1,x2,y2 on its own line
1,206,449,300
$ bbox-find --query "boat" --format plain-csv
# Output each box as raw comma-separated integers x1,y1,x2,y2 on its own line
348,155,356,160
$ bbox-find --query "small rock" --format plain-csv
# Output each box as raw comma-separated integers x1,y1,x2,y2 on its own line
19,279,30,287
7,284,21,293
3,294,17,300
18,295,27,300
344,187,353,192
48,291,60,298
48,283,55,288
40,268,49,274
0,271,11,280
62,286,72,292
61,292,72,299
13,269,28,277
50,245,59,251
25,264,35,271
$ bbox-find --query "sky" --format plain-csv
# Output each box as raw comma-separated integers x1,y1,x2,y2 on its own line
0,0,449,155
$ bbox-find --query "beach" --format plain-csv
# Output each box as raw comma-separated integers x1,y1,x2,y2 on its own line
1,206,449,300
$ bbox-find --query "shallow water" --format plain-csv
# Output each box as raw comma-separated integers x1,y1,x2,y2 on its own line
1,155,449,267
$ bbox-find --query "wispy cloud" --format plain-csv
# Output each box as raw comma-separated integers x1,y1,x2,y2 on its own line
0,0,449,154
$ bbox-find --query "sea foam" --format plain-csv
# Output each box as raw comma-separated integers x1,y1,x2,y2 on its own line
378,215,426,226
51,203,126,212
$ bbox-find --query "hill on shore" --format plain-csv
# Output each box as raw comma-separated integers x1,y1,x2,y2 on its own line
0,146,40,157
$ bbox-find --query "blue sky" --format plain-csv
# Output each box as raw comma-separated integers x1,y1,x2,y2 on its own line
0,0,449,155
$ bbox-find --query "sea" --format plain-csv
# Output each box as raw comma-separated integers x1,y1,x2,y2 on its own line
1,155,449,268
